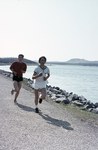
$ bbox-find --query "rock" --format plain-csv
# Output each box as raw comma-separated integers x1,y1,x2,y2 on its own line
52,89,61,94
84,103,95,109
91,108,98,114
55,87,60,90
84,105,90,109
51,94,57,100
67,94,74,102
79,95,86,101
72,94,79,101
82,101,87,105
95,103,98,108
63,99,70,104
73,101,84,107
56,97,66,103
47,90,52,97
61,90,67,96
86,100,91,105
6,74,10,77
65,92,70,98
88,108,93,112
56,94,65,98
51,96,57,100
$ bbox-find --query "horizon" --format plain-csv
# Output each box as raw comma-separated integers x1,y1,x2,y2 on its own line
0,0,98,61
0,57,98,62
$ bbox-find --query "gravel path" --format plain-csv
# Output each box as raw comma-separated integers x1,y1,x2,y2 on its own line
0,74,98,150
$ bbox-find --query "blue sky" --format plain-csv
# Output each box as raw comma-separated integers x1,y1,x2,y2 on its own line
0,0,98,61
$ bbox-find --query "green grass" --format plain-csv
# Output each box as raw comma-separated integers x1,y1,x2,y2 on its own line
22,81,98,127
46,96,98,126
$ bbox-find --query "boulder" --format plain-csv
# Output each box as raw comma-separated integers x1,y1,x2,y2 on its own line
56,97,66,103
72,94,79,101
56,94,65,98
67,94,74,102
65,92,70,98
73,101,84,107
88,108,93,112
95,103,98,108
79,95,86,101
91,108,98,114
52,89,61,94
63,99,70,104
51,94,57,100
6,73,10,77
84,103,95,109
55,87,60,90
84,105,90,109
47,90,52,97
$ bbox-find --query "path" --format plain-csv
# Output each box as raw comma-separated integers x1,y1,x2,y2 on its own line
0,74,98,150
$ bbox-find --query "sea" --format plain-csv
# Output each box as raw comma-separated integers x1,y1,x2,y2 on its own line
0,64,98,103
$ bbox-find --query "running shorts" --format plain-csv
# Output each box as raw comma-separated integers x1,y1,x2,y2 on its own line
33,82,46,89
13,76,23,82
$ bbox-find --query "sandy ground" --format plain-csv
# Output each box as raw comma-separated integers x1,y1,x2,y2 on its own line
0,74,98,150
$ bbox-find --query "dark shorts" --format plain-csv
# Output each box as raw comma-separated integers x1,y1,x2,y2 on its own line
13,76,23,82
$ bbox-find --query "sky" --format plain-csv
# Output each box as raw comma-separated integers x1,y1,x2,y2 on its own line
0,0,98,62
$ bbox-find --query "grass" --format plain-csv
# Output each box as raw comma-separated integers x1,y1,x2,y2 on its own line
22,80,98,126
46,96,98,126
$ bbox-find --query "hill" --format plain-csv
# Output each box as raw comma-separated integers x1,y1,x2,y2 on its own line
66,58,89,64
0,57,38,65
47,58,98,66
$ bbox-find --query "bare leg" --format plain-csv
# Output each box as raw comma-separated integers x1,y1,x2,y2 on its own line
34,89,39,105
13,81,22,101
40,88,46,100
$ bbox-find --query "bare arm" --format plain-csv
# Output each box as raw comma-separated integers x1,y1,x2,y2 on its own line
21,70,26,73
32,72,43,80
43,74,50,81
10,68,17,76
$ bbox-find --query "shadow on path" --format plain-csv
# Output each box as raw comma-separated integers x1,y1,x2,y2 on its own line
15,102,35,112
39,112,74,130
15,103,73,130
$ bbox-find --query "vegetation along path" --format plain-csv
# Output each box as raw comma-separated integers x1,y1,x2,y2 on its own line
0,74,98,150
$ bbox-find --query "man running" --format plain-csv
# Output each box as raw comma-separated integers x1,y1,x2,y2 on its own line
10,54,27,102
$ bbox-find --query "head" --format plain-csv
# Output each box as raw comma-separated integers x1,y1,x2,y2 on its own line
39,56,47,64
18,54,24,62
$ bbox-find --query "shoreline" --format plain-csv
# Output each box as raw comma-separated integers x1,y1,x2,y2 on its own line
0,69,98,127
0,69,98,115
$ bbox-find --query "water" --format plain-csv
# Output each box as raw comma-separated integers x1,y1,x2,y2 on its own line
0,65,98,103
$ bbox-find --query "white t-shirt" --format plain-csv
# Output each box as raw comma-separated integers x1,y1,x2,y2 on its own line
34,65,50,83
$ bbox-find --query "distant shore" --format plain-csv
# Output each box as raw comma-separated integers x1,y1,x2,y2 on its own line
0,57,98,66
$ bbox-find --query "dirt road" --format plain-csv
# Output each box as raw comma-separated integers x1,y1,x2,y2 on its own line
0,74,98,150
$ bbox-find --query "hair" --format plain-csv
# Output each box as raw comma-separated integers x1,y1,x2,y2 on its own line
18,54,24,58
39,56,47,63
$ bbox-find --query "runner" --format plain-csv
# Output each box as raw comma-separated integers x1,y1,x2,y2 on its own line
10,54,27,102
32,56,50,113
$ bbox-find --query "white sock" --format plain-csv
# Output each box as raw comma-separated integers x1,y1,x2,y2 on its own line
39,94,42,99
35,105,38,108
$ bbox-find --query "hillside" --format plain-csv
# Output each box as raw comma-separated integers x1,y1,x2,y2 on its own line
47,58,98,66
66,58,89,64
0,57,38,65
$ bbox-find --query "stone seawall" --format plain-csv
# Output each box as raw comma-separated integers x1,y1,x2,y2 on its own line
0,69,98,114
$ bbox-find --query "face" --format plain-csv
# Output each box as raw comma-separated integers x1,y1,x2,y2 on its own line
40,58,46,65
18,56,23,62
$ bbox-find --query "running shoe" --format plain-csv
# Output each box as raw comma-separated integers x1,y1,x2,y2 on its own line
39,98,42,104
14,100,17,104
35,108,39,113
11,89,14,95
